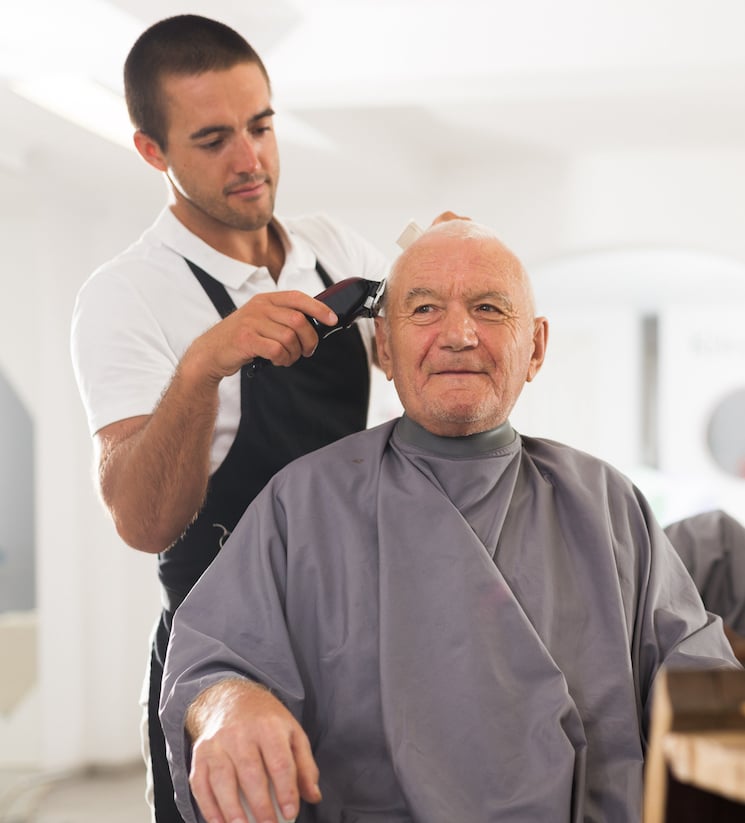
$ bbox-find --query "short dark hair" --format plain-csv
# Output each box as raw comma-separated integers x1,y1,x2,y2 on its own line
123,14,270,149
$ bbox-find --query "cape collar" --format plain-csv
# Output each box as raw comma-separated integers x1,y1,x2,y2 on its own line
395,414,516,458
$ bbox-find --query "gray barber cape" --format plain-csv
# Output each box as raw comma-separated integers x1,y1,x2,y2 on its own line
160,416,739,823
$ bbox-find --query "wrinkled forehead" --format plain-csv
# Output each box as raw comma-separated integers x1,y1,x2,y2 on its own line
387,232,532,308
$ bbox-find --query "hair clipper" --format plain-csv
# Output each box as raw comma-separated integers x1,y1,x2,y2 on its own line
247,276,386,377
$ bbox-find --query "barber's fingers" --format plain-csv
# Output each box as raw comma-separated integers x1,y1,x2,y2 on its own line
241,289,337,331
429,210,471,225
195,290,338,377
233,291,337,366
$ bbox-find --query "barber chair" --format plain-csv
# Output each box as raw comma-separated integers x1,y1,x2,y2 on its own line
643,668,745,823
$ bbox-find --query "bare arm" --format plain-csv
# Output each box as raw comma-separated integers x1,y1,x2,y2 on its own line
185,678,321,823
96,291,337,553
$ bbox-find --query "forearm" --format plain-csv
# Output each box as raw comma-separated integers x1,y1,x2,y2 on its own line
95,290,339,553
99,357,220,553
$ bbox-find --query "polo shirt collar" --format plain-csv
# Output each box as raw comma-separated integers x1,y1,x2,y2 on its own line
153,208,316,289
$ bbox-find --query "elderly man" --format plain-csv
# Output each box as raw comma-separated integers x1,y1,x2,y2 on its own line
160,220,739,823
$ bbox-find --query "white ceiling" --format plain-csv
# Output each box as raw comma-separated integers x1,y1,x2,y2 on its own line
3,0,745,183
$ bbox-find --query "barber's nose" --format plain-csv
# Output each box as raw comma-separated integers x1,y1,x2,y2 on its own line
233,134,261,172
438,308,478,350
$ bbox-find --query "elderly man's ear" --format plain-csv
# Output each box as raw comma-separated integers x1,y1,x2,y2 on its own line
526,318,549,383
374,318,394,381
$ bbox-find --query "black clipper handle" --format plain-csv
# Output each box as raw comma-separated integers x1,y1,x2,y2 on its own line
247,277,385,377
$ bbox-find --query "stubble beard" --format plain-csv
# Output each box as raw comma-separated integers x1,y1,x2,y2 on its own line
216,185,276,232
179,171,278,233
425,387,508,435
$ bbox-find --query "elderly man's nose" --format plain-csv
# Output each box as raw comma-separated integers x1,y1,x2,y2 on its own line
439,309,478,349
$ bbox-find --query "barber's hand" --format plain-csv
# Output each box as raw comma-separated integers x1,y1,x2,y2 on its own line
429,210,471,226
188,290,338,381
188,681,321,823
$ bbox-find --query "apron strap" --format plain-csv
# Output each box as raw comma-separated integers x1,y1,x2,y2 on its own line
185,259,236,318
185,257,333,320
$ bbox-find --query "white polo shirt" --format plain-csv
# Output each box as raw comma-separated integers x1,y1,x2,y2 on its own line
70,208,389,472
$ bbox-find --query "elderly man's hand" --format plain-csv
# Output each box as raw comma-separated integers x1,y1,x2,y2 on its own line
185,678,321,823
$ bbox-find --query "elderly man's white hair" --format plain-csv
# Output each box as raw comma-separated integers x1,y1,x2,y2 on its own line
419,218,501,242
384,218,537,315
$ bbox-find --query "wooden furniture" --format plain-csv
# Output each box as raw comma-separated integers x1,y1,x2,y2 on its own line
644,668,745,823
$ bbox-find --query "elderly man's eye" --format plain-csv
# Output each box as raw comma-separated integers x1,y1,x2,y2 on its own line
412,304,434,314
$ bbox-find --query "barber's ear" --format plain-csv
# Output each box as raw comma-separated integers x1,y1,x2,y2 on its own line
374,317,394,381
133,130,168,172
526,317,548,383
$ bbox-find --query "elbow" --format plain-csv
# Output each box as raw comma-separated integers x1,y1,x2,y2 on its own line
100,483,191,554
112,513,182,555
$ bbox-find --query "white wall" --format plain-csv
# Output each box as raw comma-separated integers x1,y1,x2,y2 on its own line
516,148,745,525
657,305,745,522
3,123,745,771
563,148,745,260
0,160,163,769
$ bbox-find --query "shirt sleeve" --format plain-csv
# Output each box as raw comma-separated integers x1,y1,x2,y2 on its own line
70,263,180,436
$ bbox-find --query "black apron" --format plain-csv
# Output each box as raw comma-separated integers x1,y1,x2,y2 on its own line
148,258,370,821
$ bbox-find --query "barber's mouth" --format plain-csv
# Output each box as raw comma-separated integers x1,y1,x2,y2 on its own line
227,180,266,197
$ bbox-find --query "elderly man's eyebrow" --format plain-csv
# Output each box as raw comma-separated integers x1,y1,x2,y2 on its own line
474,290,516,310
189,107,275,141
403,287,438,303
402,287,515,309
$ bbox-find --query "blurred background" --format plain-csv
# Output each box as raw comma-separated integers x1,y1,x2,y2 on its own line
2,0,745,815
